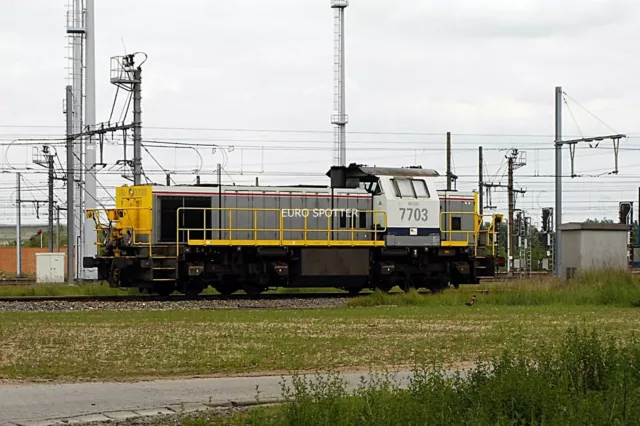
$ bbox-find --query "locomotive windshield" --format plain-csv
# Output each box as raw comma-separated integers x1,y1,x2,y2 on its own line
391,178,431,198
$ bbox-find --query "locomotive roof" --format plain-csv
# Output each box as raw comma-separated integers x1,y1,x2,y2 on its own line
146,184,363,193
155,184,329,189
327,164,440,178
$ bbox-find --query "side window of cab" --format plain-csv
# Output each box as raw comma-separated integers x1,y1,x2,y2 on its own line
360,180,383,195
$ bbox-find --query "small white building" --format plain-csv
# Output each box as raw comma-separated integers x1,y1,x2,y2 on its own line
36,253,65,284
559,222,630,281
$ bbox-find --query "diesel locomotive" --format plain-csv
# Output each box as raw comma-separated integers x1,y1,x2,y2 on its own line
83,164,503,296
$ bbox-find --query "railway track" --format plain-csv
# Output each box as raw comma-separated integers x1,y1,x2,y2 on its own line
0,292,366,303
0,271,556,287
3,269,639,287
0,287,483,304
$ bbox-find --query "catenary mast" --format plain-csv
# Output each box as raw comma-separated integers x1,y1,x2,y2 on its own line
331,1,349,166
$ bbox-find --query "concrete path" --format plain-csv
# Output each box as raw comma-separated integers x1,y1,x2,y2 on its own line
0,371,415,426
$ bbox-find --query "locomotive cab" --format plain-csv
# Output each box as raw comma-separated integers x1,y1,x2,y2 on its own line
374,176,441,247
328,164,501,290
328,164,441,247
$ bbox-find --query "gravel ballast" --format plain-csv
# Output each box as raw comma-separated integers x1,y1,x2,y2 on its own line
0,297,350,312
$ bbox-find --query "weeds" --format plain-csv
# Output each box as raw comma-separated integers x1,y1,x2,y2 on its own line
350,269,640,308
0,283,137,297
205,327,640,425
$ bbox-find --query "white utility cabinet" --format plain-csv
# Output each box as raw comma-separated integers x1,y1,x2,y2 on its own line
558,222,631,281
36,253,65,283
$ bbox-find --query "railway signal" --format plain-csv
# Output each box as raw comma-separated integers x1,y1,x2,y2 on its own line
619,202,633,225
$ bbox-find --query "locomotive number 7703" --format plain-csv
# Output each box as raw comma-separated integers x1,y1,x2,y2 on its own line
399,208,428,222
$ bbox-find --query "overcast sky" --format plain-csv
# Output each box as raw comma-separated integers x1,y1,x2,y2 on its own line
1,0,639,227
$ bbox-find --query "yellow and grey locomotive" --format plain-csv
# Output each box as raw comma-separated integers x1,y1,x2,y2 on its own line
84,164,503,296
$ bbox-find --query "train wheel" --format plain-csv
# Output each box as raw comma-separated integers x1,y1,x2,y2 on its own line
375,279,393,293
428,284,445,294
216,275,241,296
215,285,237,296
347,287,363,296
403,284,416,293
428,273,453,293
108,263,121,287
179,278,206,297
242,282,266,296
401,280,417,293
153,284,175,297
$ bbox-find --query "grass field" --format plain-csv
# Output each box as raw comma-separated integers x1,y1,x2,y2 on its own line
1,269,639,384
0,303,638,383
2,270,639,425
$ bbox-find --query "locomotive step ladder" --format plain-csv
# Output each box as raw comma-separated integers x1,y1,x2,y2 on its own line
474,229,496,278
150,246,178,283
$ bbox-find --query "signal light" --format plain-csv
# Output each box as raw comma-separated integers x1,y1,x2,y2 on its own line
619,202,633,225
542,208,551,233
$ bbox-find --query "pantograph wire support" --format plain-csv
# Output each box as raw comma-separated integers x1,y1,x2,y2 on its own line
560,134,627,179
560,90,626,178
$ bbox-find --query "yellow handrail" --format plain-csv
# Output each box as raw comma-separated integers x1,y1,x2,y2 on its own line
175,207,388,251
439,211,501,257
439,211,476,245
476,213,501,257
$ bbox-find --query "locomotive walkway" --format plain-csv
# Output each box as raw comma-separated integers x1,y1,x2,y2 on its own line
0,371,420,425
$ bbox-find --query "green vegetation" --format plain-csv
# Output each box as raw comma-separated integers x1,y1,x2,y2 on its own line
1,270,639,424
0,233,69,248
0,302,638,382
0,270,638,383
350,269,640,308
5,268,639,303
180,327,640,425
490,219,548,272
0,283,139,297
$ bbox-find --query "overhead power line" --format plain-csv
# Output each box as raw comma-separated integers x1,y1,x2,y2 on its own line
1,124,638,138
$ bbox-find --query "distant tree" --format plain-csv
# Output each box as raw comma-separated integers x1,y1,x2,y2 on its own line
487,219,550,272
21,232,68,248
583,218,615,224
583,218,638,242
528,226,548,271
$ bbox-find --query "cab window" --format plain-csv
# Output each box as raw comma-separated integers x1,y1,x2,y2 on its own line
359,180,382,195
412,179,430,198
392,178,430,199
394,179,415,197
